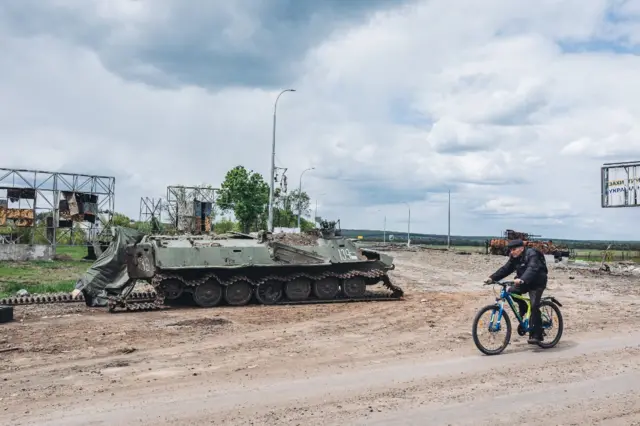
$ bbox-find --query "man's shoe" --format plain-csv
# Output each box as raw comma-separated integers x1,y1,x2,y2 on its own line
528,335,543,344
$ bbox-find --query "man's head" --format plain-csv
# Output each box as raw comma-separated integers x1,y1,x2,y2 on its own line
507,239,525,257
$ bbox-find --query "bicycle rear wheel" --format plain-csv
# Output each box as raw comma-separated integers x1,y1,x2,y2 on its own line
472,304,511,355
536,300,563,349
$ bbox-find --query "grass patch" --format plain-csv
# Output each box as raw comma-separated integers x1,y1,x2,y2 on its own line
0,257,89,298
572,249,640,263
0,281,76,298
55,245,89,261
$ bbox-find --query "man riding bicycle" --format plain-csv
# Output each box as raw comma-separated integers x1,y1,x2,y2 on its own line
484,239,548,344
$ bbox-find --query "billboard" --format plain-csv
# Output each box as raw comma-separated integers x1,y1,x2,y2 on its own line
601,161,640,208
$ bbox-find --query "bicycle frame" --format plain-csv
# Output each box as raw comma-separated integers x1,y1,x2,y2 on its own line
486,280,562,333
488,283,530,332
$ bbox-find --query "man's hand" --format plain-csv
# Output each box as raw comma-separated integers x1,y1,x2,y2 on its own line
507,278,524,293
483,278,494,284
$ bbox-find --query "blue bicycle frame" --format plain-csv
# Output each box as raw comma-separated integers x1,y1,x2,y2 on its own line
486,280,555,333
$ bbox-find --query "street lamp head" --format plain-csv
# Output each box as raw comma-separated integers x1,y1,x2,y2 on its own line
288,89,296,92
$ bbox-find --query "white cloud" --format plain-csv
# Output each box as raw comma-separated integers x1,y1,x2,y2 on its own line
1,0,640,240
474,196,574,220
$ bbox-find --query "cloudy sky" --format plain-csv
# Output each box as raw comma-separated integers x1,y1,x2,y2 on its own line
2,0,640,240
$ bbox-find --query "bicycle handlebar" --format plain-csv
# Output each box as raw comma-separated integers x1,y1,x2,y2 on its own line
484,280,514,286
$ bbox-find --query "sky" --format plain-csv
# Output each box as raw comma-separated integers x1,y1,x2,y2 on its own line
1,0,640,240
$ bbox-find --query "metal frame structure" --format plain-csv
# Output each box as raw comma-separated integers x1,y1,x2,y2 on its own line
601,161,640,208
0,168,115,249
273,167,299,229
139,197,163,222
165,185,217,233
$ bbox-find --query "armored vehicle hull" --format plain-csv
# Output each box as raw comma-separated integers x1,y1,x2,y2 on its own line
114,229,403,311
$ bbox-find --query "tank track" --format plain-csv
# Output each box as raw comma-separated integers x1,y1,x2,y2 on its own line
107,267,404,313
0,292,157,306
107,287,167,313
108,300,171,313
154,267,402,304
153,267,402,293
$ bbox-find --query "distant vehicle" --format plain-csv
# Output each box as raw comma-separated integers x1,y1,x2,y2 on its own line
488,229,570,259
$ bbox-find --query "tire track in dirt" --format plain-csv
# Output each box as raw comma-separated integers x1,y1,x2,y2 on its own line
359,372,640,425
7,331,639,426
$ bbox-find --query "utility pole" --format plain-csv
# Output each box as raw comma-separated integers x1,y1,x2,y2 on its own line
267,89,295,232
447,189,451,249
383,215,386,243
313,192,326,229
297,167,314,230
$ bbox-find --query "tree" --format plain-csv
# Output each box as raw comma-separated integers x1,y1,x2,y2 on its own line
299,216,315,232
112,212,134,227
216,166,269,233
213,218,240,234
287,189,311,219
272,188,312,229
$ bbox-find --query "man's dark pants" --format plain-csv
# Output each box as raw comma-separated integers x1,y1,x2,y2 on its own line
512,285,545,339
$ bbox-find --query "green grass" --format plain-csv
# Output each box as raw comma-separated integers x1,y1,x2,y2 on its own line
54,245,89,261
435,245,486,253
0,252,90,298
572,249,640,263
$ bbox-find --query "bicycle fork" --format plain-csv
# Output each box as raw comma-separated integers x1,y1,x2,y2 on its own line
488,300,505,332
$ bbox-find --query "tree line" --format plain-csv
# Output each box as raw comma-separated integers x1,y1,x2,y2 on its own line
341,229,640,251
3,163,639,251
116,165,317,235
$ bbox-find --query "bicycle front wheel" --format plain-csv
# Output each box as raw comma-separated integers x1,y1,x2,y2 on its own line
472,304,512,355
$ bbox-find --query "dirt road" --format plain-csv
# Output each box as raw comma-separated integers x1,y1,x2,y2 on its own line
7,331,640,425
1,250,639,424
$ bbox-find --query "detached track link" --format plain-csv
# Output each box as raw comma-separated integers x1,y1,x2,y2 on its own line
109,302,170,313
0,291,158,306
0,293,84,305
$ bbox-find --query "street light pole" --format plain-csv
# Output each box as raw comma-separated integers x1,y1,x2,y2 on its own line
297,167,314,230
267,88,295,232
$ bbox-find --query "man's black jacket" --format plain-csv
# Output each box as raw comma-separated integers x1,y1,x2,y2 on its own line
490,247,548,292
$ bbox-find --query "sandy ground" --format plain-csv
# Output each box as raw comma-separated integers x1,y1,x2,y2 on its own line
1,250,639,425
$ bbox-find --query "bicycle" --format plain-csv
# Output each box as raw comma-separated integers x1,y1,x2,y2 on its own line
471,280,564,355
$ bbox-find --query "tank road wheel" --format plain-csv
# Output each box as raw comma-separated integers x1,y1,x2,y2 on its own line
256,280,283,305
342,277,366,298
224,280,253,306
313,277,340,300
160,278,184,300
193,279,223,308
285,278,311,301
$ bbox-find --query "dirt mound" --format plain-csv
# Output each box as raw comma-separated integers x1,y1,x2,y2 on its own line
270,232,318,246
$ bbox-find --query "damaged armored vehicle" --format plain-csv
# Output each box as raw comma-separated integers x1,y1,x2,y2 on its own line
107,220,402,311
